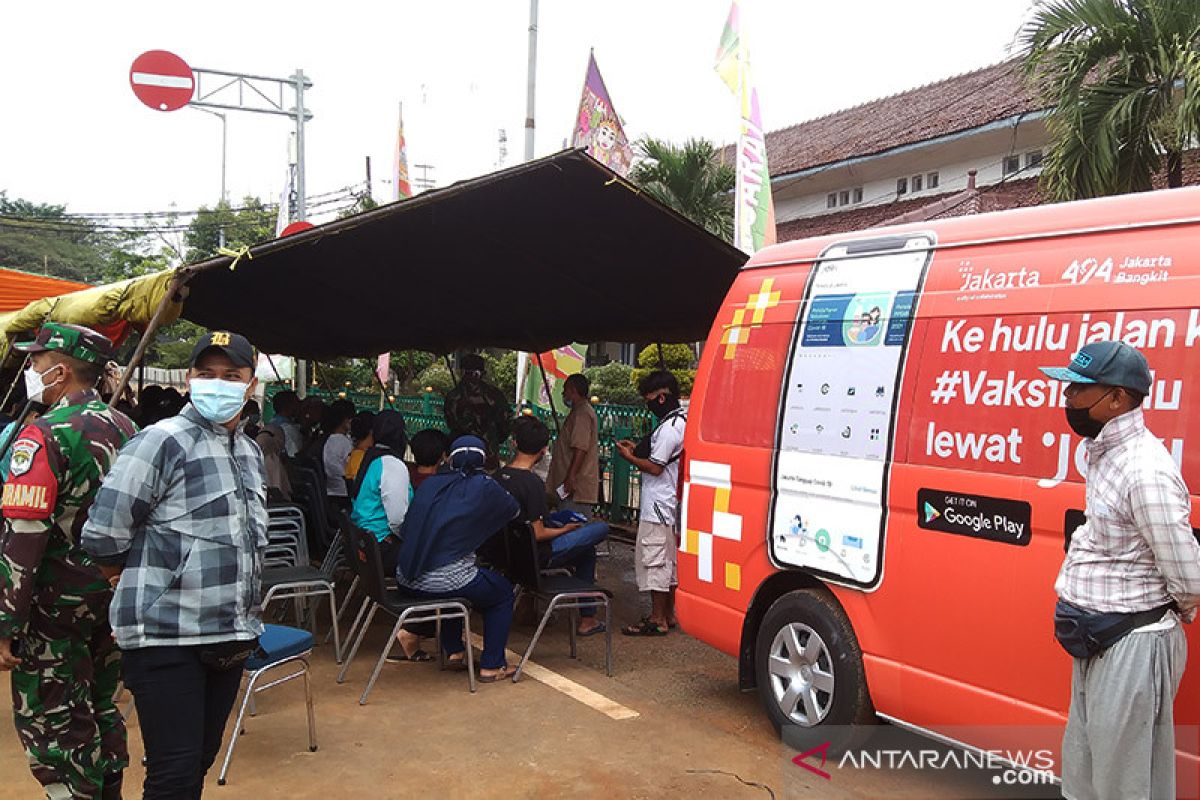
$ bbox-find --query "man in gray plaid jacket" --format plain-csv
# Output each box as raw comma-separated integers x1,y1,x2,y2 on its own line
83,330,268,800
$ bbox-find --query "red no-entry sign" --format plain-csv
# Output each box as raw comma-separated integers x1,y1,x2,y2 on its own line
129,50,195,112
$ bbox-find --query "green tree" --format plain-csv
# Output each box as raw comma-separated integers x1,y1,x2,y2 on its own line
1021,0,1200,200
417,360,455,395
584,362,639,405
183,197,276,262
629,138,735,241
631,343,696,397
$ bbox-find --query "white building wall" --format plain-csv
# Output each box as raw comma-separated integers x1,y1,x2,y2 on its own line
772,118,1049,224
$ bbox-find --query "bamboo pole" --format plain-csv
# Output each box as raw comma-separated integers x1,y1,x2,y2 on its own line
108,273,188,408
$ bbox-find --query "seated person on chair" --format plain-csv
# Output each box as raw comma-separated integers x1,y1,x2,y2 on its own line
350,410,432,663
321,400,357,513
344,411,375,492
396,436,520,682
497,416,610,637
408,428,450,491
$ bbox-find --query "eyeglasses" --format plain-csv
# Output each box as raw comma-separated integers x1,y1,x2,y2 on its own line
463,369,483,379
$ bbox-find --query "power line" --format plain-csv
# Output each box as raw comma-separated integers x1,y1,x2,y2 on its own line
0,194,359,235
0,184,364,223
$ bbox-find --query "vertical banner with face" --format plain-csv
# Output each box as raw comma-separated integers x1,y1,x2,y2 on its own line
571,52,634,177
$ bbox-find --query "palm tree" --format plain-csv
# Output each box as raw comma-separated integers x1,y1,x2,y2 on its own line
629,137,735,241
1020,0,1200,201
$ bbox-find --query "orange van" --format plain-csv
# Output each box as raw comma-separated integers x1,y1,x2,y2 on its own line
679,186,1200,783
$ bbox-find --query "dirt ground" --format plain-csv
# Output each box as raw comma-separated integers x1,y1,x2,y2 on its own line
0,542,1057,799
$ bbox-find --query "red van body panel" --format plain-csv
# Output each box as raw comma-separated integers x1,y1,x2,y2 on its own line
680,186,1200,779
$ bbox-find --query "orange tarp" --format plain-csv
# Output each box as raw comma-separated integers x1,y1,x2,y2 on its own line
0,268,89,312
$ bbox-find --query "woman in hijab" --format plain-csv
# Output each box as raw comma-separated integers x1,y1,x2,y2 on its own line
350,410,432,663
396,436,520,682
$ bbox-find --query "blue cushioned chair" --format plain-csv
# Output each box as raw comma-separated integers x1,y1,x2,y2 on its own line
217,625,317,786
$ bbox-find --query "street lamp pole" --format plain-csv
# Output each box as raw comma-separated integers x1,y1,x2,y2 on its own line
191,106,228,246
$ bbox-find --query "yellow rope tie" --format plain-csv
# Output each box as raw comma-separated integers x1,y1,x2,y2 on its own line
217,246,254,271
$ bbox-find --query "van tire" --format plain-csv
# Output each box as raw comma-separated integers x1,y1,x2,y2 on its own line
754,588,873,742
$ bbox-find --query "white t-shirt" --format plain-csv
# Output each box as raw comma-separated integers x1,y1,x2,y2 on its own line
323,432,354,497
641,411,686,526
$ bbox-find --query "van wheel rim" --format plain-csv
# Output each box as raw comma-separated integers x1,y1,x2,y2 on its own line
768,623,835,726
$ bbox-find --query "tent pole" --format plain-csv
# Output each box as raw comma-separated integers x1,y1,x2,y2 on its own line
1,300,61,412
372,369,396,410
0,399,40,465
656,342,666,370
263,353,284,382
108,274,186,408
0,353,31,413
534,351,560,435
443,354,459,390
136,362,145,396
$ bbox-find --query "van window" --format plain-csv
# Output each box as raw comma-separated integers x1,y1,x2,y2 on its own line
699,272,808,449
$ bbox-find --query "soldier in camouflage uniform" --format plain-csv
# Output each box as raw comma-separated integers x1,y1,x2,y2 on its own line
0,323,138,799
443,353,511,468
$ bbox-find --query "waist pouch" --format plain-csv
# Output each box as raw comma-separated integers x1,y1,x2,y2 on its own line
1053,600,1175,659
199,637,260,671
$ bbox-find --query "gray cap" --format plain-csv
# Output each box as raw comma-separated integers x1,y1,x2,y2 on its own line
1039,340,1152,395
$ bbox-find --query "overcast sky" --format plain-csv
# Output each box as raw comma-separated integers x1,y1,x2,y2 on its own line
1,0,1037,220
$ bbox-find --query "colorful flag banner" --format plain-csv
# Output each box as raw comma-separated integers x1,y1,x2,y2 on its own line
375,353,390,386
715,1,777,254
523,343,588,411
571,52,634,176
274,164,293,237
394,102,413,200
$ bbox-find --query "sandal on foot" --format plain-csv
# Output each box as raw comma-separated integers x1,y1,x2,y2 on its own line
387,648,434,663
639,615,678,630
477,664,517,683
577,622,607,637
443,654,469,672
622,619,668,636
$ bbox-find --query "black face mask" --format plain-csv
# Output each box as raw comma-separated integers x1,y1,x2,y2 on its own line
1065,389,1113,439
647,393,680,420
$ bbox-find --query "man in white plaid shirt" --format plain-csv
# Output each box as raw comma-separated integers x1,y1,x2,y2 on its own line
1041,340,1200,800
83,331,267,799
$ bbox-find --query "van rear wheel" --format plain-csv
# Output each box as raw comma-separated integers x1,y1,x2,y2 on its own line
755,588,873,737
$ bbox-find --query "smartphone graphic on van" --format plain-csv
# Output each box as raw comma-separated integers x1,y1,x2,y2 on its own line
770,234,934,587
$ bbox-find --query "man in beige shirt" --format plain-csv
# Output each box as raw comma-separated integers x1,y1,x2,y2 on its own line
548,373,600,513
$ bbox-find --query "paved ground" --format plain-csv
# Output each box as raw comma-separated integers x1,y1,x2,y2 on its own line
0,542,1058,799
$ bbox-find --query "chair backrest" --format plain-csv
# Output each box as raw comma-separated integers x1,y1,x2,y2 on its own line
341,516,391,604
503,521,543,593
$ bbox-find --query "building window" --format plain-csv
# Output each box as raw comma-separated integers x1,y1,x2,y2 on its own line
853,187,863,203
927,171,939,189
897,177,908,195
827,193,837,209
1025,150,1044,168
912,174,923,192
1003,155,1021,175
839,190,850,206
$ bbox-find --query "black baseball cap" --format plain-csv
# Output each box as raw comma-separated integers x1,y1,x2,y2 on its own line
189,330,255,369
1039,340,1152,395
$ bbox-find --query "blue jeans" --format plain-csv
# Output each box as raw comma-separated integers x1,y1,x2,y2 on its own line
407,567,514,670
547,520,609,619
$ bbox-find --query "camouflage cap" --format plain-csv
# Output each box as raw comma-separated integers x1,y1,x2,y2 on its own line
14,322,115,365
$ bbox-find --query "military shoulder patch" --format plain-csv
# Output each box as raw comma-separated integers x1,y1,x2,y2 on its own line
9,438,40,477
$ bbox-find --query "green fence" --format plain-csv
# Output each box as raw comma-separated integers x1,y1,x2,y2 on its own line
264,387,656,526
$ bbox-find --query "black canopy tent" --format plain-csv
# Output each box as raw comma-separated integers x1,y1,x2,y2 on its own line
176,149,746,359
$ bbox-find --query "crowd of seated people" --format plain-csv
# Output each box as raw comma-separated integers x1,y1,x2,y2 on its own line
126,379,613,682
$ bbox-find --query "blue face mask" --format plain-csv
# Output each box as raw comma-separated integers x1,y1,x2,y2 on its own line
189,378,250,424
